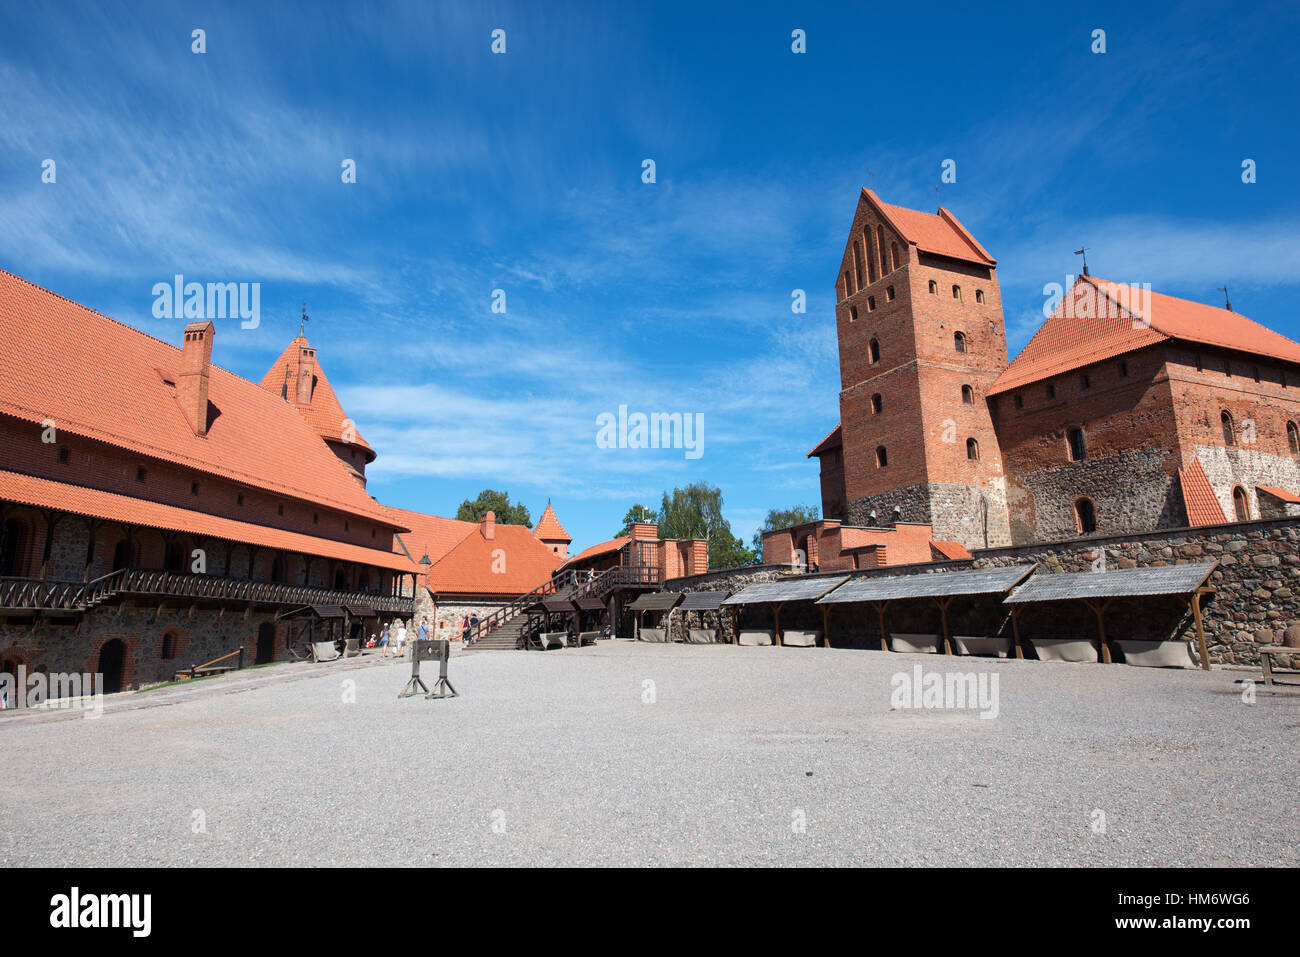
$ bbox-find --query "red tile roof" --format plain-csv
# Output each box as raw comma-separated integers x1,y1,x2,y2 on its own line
931,540,974,560
0,468,414,572
384,505,477,569
0,268,400,528
1179,459,1228,527
989,275,1300,395
559,536,629,569
807,423,842,457
864,189,996,266
424,522,561,596
259,336,375,461
533,502,571,542
1258,486,1300,504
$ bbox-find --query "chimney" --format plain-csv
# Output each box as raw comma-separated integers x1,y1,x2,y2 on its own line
630,522,658,540
480,510,495,540
296,344,316,405
177,321,214,436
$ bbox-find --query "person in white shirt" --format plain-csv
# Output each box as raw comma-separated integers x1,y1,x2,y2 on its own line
393,621,408,658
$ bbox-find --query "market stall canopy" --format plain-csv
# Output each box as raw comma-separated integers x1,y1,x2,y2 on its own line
721,576,849,606
817,566,1034,605
676,591,731,611
1004,562,1217,604
345,603,376,618
573,596,606,611
626,592,682,612
541,597,576,613
310,604,345,618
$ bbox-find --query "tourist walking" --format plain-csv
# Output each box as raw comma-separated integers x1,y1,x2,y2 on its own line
393,620,408,658
416,616,429,644
379,621,391,657
461,616,471,644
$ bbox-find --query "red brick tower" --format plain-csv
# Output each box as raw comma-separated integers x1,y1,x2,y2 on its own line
819,189,1012,549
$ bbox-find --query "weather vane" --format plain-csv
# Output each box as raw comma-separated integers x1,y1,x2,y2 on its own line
1217,285,1232,312
1074,246,1090,277
298,301,310,336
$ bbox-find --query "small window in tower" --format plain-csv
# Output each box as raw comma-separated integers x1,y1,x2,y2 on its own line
344,520,350,531
136,466,146,483
1075,497,1097,534
966,438,980,460
237,493,245,507
1288,421,1300,454
1046,383,1056,400
891,242,900,271
1068,427,1086,462
1232,486,1250,522
928,280,937,295
277,504,284,516
313,513,319,525
1221,410,1236,446
1080,372,1091,390
869,338,880,364
868,296,876,311
886,286,895,302
952,285,961,300
842,272,852,300
371,527,377,539
975,289,985,304
1013,394,1024,410
190,481,199,496
1118,360,1129,378
849,305,858,323
871,393,882,414
875,446,888,467
954,331,967,353
961,384,974,404
57,447,70,465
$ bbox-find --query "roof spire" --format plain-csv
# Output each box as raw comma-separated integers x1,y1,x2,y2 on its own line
298,301,310,337
1074,246,1090,277
1217,285,1232,312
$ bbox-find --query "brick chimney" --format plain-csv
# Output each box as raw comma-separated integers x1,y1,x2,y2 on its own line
480,510,495,540
295,344,316,405
689,539,708,575
630,522,658,540
177,321,214,436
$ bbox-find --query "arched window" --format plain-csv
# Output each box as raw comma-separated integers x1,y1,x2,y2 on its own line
1288,421,1300,454
1068,427,1086,461
1221,410,1236,446
852,240,865,289
886,285,895,301
869,338,880,364
877,225,887,276
870,393,882,414
966,438,980,460
866,229,877,283
928,280,937,294
1232,486,1250,522
961,384,974,404
875,446,888,467
954,331,967,353
1075,498,1097,534
952,284,961,300
975,289,985,304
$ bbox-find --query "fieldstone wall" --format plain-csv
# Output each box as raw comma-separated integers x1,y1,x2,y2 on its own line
972,517,1300,666
845,484,931,530
662,565,785,642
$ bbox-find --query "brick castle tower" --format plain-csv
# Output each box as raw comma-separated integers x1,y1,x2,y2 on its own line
815,189,1012,549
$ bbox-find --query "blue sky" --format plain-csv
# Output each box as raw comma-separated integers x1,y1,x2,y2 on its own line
2,0,1298,553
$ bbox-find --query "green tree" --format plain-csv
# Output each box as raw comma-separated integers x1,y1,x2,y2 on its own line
750,504,820,551
657,482,756,569
614,504,659,538
455,489,533,528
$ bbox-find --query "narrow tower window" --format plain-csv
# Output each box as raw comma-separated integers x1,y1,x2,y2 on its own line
1075,498,1097,534
1221,410,1236,446
1232,486,1250,521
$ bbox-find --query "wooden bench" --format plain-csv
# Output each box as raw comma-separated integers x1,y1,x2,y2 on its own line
889,633,942,654
1259,626,1300,686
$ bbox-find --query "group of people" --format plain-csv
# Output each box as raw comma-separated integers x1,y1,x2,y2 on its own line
366,614,483,656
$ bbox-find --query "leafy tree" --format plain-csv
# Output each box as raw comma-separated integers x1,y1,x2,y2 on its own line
455,489,533,528
657,482,756,569
751,504,820,551
614,504,659,538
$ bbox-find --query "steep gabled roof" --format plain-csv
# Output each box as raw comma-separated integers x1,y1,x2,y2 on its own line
807,423,842,458
259,335,375,461
0,268,399,528
533,502,571,542
559,536,630,570
989,275,1300,395
861,189,996,266
1179,458,1228,527
384,505,478,570
424,522,562,596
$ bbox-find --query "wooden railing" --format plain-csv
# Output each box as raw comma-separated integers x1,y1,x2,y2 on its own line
0,568,413,615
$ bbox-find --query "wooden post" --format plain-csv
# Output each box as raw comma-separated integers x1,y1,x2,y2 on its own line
1010,605,1024,659
731,605,739,645
936,597,954,655
875,601,891,652
1191,588,1212,671
773,602,783,646
1089,598,1113,663
821,604,831,648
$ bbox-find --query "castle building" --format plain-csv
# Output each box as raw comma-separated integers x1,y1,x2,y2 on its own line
807,191,1300,551
0,268,568,691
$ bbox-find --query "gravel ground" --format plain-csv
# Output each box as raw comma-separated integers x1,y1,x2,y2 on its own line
2,641,1297,867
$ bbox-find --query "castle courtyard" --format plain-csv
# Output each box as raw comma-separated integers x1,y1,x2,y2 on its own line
2,643,1296,868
